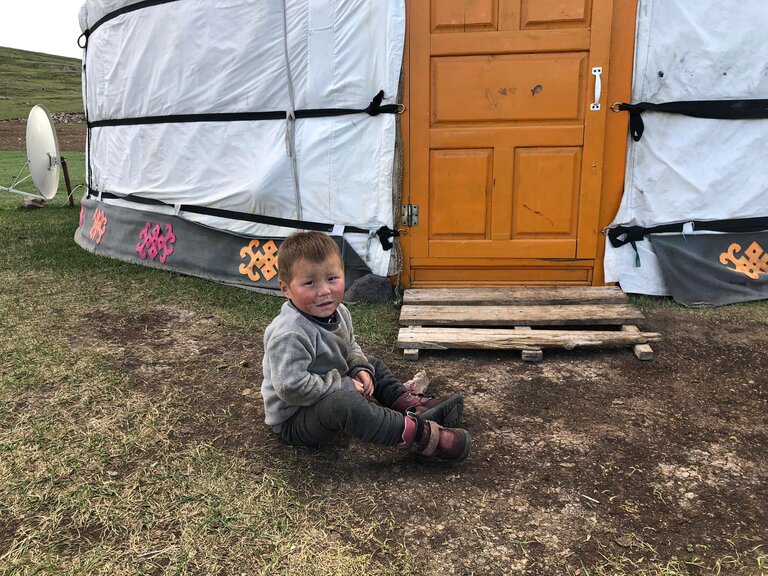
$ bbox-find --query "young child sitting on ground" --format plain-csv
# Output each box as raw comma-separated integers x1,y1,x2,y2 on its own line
261,231,471,461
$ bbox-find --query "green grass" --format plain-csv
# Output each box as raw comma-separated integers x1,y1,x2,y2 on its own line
1,135,412,574
0,204,413,574
0,151,86,209
0,304,411,575
0,47,83,120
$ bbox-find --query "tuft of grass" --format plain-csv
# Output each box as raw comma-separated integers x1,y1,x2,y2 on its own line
345,302,401,350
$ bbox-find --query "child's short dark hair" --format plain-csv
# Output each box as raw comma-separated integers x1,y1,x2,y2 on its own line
277,231,343,284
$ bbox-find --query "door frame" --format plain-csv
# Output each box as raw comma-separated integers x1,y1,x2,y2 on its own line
398,0,638,288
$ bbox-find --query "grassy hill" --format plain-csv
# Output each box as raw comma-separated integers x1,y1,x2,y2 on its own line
0,46,83,121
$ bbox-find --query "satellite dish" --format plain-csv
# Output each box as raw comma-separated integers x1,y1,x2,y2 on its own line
1,105,66,202
26,105,61,200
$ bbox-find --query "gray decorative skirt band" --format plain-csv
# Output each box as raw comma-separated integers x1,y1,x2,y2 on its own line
651,232,768,307
75,197,372,291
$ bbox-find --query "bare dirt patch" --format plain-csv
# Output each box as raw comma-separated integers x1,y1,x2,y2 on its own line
69,303,768,575
0,117,86,151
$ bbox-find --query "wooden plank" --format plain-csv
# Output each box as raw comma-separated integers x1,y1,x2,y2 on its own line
399,304,644,326
396,327,661,350
622,325,655,361
403,286,628,305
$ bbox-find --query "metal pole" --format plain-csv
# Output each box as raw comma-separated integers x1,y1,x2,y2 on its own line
61,157,74,207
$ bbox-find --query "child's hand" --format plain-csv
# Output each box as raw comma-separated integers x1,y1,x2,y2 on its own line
355,370,374,397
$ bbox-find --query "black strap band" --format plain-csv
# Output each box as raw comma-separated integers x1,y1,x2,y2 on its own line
615,100,768,141
87,90,401,128
89,190,399,249
607,217,768,248
79,0,180,48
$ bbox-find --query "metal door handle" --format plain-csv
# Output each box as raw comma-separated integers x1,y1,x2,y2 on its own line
590,67,603,111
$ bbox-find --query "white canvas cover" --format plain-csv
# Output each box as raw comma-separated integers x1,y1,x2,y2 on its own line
604,0,768,294
78,0,405,277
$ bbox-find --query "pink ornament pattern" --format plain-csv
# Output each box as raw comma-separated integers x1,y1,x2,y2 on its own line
136,222,176,263
79,206,85,228
89,209,108,244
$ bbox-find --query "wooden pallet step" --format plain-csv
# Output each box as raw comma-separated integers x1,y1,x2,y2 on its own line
397,288,656,361
403,286,629,306
397,326,661,351
399,303,644,327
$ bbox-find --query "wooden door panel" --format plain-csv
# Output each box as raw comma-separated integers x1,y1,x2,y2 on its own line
431,0,591,32
521,0,590,28
432,0,497,31
430,149,492,239
513,147,581,237
432,53,587,123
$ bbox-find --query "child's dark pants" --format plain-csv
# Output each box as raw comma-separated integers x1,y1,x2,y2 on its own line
279,357,407,447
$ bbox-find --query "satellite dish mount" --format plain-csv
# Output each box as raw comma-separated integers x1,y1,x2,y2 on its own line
0,105,74,205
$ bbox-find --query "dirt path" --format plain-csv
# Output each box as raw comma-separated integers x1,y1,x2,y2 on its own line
314,308,767,574
75,303,768,574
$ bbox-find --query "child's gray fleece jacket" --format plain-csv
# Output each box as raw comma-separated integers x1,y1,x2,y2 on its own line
261,301,374,427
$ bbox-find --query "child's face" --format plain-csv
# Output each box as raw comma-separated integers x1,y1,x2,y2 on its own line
279,255,345,317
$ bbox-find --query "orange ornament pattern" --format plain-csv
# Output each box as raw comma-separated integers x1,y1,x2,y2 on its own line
719,241,768,279
239,239,279,281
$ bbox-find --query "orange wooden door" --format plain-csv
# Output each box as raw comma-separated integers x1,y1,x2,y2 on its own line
406,0,614,286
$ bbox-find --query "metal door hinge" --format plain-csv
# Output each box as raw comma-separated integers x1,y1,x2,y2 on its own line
401,204,419,227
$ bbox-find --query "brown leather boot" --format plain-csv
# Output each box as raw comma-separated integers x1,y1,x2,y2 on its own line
391,390,464,428
397,413,471,462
